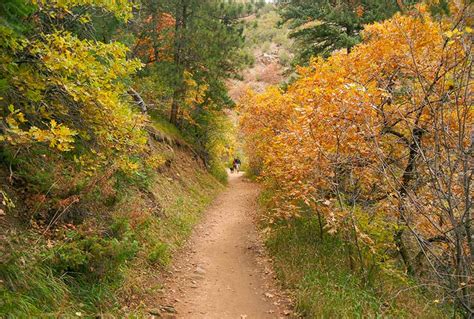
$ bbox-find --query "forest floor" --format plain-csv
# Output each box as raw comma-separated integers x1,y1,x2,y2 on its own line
157,172,292,318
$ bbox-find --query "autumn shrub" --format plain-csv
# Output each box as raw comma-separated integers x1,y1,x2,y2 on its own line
0,0,228,207
0,0,232,317
0,0,149,196
241,1,473,314
0,0,187,227
1,155,224,317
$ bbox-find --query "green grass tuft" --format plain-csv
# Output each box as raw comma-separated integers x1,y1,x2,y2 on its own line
148,110,187,142
147,242,171,266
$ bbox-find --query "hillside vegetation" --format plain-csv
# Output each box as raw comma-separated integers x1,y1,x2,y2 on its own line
241,1,473,317
227,4,294,104
1,123,223,316
0,0,472,318
0,0,262,316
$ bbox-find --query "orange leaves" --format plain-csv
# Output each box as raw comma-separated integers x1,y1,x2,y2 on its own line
239,2,473,255
135,13,176,64
241,4,474,307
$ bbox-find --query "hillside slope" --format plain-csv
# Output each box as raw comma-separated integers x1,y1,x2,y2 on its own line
227,6,293,103
0,118,224,317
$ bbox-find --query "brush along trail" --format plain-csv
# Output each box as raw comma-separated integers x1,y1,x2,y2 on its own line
158,172,291,318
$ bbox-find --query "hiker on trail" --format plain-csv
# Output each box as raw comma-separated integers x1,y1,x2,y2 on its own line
233,158,241,173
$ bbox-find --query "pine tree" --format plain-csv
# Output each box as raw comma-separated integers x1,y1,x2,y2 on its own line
138,0,246,125
279,0,409,63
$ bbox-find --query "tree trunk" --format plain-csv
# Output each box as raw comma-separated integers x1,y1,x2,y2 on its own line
170,87,180,124
170,0,188,125
128,88,147,113
395,127,424,275
316,209,324,242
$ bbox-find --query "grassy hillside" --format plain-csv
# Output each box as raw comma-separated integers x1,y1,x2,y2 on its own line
228,5,294,103
0,117,224,317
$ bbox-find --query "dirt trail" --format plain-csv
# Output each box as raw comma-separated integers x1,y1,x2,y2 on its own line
159,172,290,318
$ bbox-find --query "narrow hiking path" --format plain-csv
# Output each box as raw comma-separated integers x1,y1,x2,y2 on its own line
158,172,291,318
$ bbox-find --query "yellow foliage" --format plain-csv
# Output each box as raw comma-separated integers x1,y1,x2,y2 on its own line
240,2,473,261
31,0,133,21
145,154,166,170
1,106,77,151
180,71,209,124
0,0,154,178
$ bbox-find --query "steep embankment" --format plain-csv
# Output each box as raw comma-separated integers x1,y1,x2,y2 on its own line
0,119,224,318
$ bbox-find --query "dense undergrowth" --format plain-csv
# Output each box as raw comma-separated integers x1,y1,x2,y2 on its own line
0,115,223,317
0,0,250,316
263,198,451,318
266,220,451,318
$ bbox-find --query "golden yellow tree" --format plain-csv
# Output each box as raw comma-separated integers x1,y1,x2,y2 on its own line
240,1,473,312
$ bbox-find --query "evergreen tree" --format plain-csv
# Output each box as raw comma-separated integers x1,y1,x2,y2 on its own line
134,0,246,125
279,0,410,63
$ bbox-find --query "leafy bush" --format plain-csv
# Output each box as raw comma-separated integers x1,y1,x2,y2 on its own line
242,3,472,313
209,161,229,184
